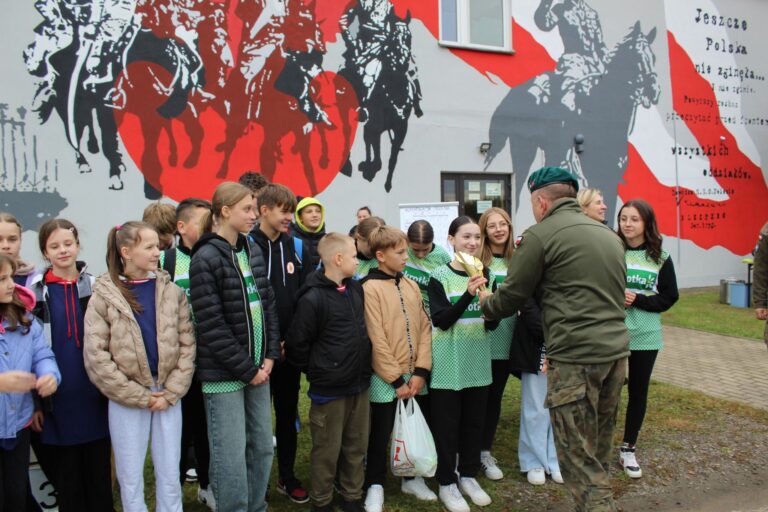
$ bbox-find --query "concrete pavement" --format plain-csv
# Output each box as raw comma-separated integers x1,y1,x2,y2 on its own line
653,325,768,410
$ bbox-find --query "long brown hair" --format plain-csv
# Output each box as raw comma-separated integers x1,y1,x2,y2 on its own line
200,182,254,235
0,255,32,333
106,221,156,312
617,199,663,263
478,207,514,267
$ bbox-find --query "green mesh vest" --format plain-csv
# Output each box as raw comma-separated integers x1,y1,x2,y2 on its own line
403,244,452,313
355,256,378,281
430,265,492,391
487,256,517,360
625,248,668,350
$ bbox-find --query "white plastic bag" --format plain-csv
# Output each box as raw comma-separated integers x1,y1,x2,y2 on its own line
390,398,437,477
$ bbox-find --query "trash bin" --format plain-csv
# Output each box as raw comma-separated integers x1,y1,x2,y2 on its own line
720,278,738,304
729,281,751,308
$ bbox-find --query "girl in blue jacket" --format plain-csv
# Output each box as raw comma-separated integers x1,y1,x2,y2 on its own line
0,253,60,511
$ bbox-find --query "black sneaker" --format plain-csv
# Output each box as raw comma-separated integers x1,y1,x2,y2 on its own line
339,499,365,512
277,478,310,504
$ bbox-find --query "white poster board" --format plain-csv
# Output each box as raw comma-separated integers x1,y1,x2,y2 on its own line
399,202,459,254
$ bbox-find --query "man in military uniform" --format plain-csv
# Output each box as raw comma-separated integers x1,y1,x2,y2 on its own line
479,167,629,512
753,221,768,349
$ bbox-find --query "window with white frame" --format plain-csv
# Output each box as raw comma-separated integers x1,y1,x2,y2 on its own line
439,0,512,53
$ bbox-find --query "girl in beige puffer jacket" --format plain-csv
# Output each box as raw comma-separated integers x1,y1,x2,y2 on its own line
84,221,195,512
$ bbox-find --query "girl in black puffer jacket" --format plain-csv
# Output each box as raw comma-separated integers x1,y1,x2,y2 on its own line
190,181,280,512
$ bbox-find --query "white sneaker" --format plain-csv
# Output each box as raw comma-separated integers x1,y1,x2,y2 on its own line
401,477,437,501
620,448,643,478
185,468,198,483
198,486,217,511
458,477,492,506
439,484,470,512
527,468,546,485
480,451,504,481
364,484,384,512
551,471,564,484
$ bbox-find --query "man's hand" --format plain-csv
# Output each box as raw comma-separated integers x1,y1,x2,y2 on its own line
624,290,637,308
756,308,768,321
478,289,492,305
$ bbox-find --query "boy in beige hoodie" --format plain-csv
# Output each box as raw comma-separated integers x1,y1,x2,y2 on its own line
361,226,435,512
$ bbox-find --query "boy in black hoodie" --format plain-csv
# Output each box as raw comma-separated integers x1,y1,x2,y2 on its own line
286,233,372,512
249,184,313,503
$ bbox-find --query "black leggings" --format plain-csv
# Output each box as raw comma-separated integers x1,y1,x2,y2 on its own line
623,350,659,446
481,359,510,451
1,428,31,512
364,395,430,488
180,380,211,488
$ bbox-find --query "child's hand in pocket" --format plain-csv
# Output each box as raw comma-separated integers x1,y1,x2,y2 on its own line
36,374,57,397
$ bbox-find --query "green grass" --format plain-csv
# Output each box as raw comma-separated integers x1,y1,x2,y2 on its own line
120,374,768,511
661,287,764,340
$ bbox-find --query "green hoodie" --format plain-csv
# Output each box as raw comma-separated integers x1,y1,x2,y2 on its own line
481,198,629,364
295,197,325,233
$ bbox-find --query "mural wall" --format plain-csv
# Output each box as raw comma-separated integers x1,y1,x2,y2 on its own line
1,0,766,286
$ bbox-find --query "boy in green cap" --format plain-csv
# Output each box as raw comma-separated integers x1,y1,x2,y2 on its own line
292,197,326,270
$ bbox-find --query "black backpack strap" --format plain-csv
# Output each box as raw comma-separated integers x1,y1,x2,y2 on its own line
162,248,177,281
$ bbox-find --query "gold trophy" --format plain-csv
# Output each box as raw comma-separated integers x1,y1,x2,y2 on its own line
454,252,486,292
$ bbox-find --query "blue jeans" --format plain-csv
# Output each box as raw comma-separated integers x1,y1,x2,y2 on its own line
204,383,273,512
518,371,560,474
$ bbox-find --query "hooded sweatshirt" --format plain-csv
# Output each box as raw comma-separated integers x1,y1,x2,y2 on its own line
285,270,372,396
249,227,312,339
30,265,109,445
291,197,326,270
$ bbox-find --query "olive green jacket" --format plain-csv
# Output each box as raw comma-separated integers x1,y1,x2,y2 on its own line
481,198,629,364
753,226,768,309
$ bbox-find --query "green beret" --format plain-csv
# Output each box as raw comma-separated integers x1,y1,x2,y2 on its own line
527,167,580,193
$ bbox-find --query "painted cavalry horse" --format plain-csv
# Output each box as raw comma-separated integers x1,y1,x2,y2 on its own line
486,22,660,220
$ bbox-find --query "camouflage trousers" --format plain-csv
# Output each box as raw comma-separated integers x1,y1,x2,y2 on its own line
546,357,627,512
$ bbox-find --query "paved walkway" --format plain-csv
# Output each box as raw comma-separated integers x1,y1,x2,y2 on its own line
654,325,768,410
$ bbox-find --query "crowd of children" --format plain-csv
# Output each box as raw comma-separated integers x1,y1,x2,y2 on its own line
0,172,678,512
